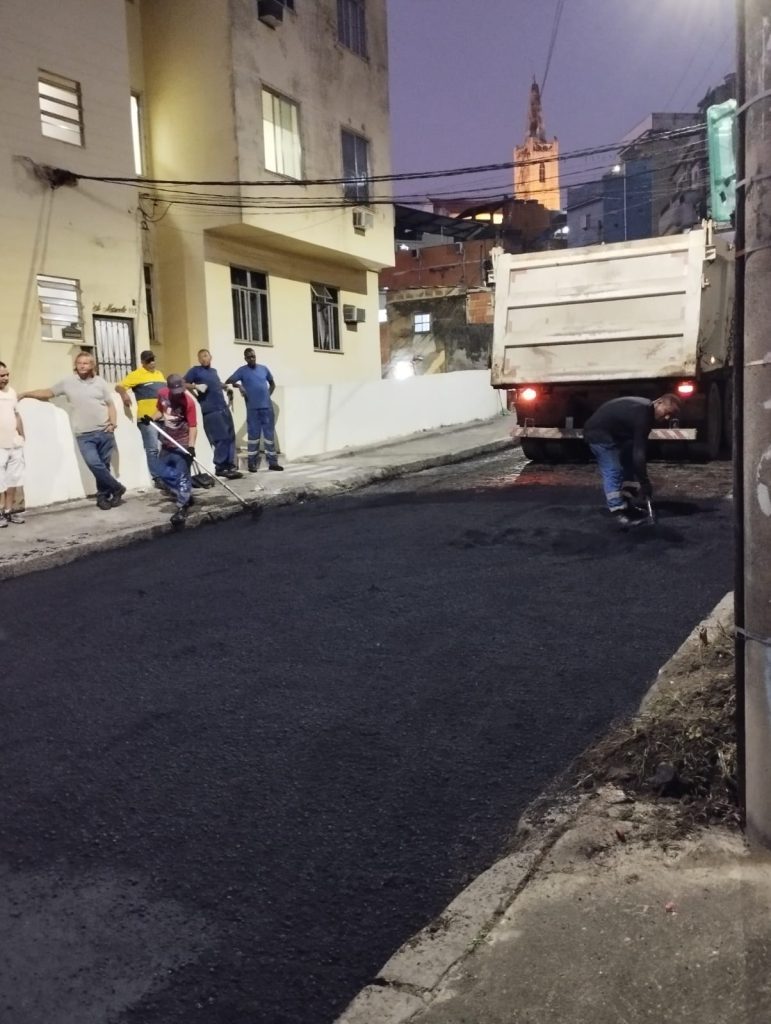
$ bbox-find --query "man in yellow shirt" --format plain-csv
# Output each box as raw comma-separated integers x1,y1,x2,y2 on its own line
116,350,166,484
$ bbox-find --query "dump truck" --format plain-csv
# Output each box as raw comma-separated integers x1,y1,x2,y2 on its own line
490,225,735,460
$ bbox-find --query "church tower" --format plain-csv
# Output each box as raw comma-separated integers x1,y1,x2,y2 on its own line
514,80,561,211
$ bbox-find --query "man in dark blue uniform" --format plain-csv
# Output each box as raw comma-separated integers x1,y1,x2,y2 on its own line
225,348,283,473
184,349,242,480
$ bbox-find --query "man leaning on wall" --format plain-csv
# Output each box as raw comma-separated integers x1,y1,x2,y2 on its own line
20,352,126,510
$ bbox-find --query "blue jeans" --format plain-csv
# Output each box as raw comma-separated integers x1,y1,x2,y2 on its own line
158,449,192,508
588,442,636,511
77,431,121,497
203,409,236,471
137,420,162,480
246,406,277,466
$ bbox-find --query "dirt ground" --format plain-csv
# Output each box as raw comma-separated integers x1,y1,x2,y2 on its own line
573,596,739,836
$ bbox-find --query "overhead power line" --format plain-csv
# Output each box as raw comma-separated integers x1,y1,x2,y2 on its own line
64,122,706,192
135,147,710,216
541,0,567,98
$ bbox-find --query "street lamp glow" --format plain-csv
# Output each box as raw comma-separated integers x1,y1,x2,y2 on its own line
392,360,415,381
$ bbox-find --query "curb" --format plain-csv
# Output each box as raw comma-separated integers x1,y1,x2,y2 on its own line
0,436,516,582
333,591,735,1024
334,793,586,1024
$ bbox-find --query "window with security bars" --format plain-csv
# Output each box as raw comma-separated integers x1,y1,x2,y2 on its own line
231,267,270,345
311,284,341,352
342,130,370,203
38,72,83,146
338,0,367,58
37,275,83,342
262,89,302,179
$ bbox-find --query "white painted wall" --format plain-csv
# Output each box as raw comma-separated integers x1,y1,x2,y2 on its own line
13,372,501,507
17,395,214,509
274,370,504,460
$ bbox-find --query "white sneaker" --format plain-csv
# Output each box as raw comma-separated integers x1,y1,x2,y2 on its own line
0,515,7,528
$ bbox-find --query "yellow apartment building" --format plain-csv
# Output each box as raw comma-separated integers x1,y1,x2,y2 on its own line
1,0,393,391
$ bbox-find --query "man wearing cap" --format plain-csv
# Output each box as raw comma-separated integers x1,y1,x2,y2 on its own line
116,350,166,485
143,373,198,527
184,349,241,480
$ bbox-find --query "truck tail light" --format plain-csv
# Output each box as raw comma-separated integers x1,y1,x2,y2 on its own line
519,387,538,402
676,381,696,396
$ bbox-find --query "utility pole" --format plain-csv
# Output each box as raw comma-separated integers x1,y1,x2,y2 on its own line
739,0,771,849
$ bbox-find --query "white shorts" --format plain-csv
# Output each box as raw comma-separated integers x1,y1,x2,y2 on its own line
0,448,24,491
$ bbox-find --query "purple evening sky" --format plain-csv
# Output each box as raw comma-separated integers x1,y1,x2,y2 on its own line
386,0,736,203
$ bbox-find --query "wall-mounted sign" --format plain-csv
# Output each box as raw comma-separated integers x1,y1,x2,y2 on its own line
92,303,130,314
62,325,83,339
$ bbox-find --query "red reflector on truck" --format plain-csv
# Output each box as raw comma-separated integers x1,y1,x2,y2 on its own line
519,387,538,402
676,381,696,396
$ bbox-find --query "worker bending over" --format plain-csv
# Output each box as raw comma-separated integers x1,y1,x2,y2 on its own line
583,394,681,526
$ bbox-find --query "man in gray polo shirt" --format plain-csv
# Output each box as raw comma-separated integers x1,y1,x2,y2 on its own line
21,352,125,510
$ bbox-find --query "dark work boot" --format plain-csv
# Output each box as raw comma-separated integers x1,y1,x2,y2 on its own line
610,507,633,528
170,505,189,528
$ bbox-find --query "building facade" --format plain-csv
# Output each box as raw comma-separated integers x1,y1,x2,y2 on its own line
566,160,653,248
617,111,699,238
658,74,737,235
379,199,565,379
1,0,393,394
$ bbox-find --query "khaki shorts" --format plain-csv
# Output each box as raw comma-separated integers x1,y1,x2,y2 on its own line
0,447,24,491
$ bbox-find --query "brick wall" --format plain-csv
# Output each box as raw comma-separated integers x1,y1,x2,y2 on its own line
466,289,494,325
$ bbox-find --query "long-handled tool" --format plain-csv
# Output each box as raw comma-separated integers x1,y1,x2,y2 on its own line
625,495,657,530
148,419,263,520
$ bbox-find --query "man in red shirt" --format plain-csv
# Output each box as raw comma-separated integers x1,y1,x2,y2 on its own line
146,373,198,526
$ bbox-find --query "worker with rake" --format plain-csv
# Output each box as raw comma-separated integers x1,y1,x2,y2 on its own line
141,373,197,527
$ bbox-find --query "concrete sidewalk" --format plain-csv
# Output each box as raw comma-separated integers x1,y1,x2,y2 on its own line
338,597,771,1024
0,415,515,580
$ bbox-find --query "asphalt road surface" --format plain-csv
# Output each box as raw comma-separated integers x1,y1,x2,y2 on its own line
1,453,733,1024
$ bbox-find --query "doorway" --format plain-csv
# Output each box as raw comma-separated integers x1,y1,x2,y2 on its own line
93,316,136,383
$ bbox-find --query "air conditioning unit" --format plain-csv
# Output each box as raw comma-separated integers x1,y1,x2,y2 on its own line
343,305,366,324
352,209,375,231
257,0,284,28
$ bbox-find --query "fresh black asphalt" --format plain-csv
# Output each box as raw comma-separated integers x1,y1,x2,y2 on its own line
0,454,733,1024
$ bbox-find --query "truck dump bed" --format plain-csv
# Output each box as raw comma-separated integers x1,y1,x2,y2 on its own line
491,229,726,387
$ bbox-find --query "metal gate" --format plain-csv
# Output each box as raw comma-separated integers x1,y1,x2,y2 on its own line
93,316,135,383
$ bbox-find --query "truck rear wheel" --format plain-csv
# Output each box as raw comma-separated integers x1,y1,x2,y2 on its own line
700,381,723,461
521,438,546,462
